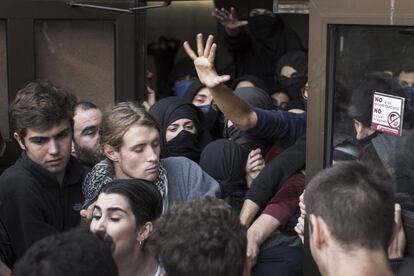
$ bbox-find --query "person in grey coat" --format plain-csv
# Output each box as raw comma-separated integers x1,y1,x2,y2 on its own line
81,101,220,218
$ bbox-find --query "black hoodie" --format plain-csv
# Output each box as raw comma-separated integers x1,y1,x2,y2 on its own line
0,152,84,265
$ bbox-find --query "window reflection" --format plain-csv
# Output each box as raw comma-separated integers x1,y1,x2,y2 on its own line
330,25,414,194
34,20,115,109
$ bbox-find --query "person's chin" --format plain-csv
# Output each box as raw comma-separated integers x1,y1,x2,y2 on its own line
142,170,158,182
46,164,66,175
145,173,158,182
45,157,69,174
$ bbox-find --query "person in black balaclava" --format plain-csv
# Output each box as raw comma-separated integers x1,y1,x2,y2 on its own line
149,97,211,163
184,80,224,139
225,86,274,154
232,74,269,93
200,139,250,213
212,2,304,89
275,50,308,111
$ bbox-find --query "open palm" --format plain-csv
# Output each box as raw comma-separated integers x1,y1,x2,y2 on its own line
183,34,230,88
212,7,248,30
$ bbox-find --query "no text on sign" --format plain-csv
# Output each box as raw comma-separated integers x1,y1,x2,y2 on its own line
371,92,405,136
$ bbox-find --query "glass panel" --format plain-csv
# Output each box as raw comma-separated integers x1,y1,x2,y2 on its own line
146,1,217,69
34,20,115,110
0,21,8,138
330,27,414,189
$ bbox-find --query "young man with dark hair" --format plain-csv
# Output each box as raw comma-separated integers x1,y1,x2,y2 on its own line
305,161,394,276
13,228,118,276
148,197,250,276
0,81,84,266
72,101,103,171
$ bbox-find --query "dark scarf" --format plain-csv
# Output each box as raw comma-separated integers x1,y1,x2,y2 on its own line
232,75,269,93
225,87,274,152
183,80,222,138
199,139,249,212
149,97,211,162
275,50,308,101
247,14,294,63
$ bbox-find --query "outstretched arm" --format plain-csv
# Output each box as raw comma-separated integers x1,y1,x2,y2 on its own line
184,34,257,131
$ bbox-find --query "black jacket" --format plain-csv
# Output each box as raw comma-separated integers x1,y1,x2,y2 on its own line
0,152,84,265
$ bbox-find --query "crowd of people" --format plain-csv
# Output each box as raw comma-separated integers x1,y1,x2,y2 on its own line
0,3,413,276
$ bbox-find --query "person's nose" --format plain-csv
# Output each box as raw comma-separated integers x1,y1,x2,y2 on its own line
92,217,107,235
177,125,185,133
147,146,159,163
48,139,60,155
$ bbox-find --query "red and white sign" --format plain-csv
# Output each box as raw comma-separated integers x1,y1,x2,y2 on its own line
371,92,405,136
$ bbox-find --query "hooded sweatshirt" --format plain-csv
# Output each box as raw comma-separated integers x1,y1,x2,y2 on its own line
0,152,84,264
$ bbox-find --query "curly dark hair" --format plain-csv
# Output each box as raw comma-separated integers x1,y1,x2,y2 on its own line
10,80,77,139
13,228,117,276
147,197,247,276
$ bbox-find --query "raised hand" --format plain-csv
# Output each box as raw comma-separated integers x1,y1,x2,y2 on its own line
212,7,248,31
183,33,231,88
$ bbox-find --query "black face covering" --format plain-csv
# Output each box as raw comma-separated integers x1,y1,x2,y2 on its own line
248,15,276,40
149,97,212,161
202,106,220,125
166,130,201,162
199,139,249,212
279,77,305,101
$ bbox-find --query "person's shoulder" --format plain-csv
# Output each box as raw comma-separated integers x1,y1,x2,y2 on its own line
161,157,201,175
0,160,33,182
0,163,38,194
162,156,196,166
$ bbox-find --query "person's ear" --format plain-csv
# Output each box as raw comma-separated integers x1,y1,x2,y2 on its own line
14,132,26,151
103,144,119,162
137,221,153,242
309,214,327,250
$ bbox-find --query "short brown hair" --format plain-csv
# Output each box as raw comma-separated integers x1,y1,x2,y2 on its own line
147,197,247,276
99,102,160,152
10,80,77,138
305,161,394,251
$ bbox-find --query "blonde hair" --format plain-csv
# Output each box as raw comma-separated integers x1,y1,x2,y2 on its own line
100,102,160,153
